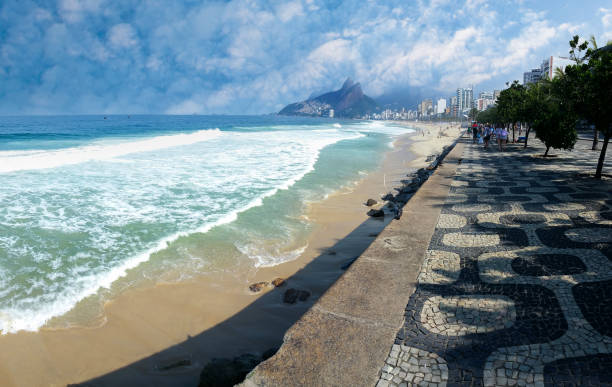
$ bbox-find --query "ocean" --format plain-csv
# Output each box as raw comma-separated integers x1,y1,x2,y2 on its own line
0,115,413,334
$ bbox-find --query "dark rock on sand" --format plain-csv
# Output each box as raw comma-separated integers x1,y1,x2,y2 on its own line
367,208,385,217
283,288,311,304
381,193,394,201
249,282,269,293
271,278,286,287
365,198,377,206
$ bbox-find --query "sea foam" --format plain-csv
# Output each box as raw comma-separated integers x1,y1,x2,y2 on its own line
0,129,222,173
0,125,367,333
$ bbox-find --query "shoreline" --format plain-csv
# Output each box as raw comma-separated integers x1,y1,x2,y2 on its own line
0,123,462,386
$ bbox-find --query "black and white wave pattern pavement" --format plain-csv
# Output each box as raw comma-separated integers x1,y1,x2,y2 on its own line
377,140,612,387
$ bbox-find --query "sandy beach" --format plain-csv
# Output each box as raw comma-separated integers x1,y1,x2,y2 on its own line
0,122,462,387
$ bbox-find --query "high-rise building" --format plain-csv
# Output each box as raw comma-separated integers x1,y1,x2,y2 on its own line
456,88,473,114
436,98,447,114
523,68,543,85
478,91,493,100
493,90,501,101
476,98,494,111
523,56,575,85
420,99,433,117
450,96,458,117
540,56,574,80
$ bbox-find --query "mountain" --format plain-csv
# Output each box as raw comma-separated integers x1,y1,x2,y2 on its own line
279,79,380,118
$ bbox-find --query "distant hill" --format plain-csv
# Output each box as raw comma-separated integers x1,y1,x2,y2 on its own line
279,79,380,118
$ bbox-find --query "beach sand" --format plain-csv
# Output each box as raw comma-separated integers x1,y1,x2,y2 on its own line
0,122,463,387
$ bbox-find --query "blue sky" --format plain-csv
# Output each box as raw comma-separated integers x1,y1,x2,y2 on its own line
0,0,610,114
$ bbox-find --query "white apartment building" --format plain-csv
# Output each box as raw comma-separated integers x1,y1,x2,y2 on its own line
436,98,447,114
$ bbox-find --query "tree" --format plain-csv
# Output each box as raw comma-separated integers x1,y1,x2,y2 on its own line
522,81,547,148
529,77,578,156
496,81,527,142
476,105,499,124
563,36,612,178
468,107,479,122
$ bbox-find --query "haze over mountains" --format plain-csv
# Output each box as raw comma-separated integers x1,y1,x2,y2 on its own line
279,79,380,118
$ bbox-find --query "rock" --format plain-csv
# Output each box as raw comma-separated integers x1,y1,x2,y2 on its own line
381,193,394,201
367,208,385,217
283,288,311,304
199,354,260,387
365,198,378,206
394,206,403,220
249,282,269,293
401,186,416,194
271,278,286,287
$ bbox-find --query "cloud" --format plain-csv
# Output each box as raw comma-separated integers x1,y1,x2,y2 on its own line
277,1,304,22
601,8,612,40
108,23,139,49
0,0,607,114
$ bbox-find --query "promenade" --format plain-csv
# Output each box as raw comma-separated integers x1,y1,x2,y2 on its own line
243,134,611,387
377,137,612,386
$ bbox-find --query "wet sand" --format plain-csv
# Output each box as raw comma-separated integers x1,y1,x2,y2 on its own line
0,123,462,387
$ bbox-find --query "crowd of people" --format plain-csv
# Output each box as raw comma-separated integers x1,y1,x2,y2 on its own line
468,123,509,151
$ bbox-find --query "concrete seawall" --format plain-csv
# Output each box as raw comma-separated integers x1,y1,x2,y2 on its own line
240,138,465,386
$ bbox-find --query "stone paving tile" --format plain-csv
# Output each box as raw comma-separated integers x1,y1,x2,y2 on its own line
377,138,612,386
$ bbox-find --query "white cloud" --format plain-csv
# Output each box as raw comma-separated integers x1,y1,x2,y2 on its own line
601,8,612,40
58,0,103,23
277,1,304,22
108,23,138,49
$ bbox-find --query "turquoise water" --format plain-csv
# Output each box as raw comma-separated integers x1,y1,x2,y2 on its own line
0,115,413,333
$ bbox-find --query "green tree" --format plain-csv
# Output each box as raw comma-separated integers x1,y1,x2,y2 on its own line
496,81,527,142
476,105,499,124
468,107,479,122
530,76,578,156
563,36,612,178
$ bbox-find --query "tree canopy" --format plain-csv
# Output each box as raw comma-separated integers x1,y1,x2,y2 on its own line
562,36,612,178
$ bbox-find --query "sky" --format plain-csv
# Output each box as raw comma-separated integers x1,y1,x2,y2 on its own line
0,0,610,115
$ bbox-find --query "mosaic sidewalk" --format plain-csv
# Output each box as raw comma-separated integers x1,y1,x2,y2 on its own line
377,139,612,386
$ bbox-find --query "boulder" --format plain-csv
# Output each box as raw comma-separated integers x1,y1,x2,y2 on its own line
283,288,311,304
401,186,416,194
365,198,377,206
271,278,286,287
249,282,269,293
381,193,394,201
367,208,385,217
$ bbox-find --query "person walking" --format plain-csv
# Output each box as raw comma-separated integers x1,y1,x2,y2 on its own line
495,125,503,151
499,125,508,151
483,125,492,149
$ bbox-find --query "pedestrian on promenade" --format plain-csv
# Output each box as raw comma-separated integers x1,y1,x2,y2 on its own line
498,125,508,151
483,125,492,149
472,125,478,143
495,126,502,151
